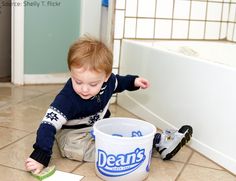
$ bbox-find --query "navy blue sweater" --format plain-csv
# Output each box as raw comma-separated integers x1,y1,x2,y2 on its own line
30,73,139,166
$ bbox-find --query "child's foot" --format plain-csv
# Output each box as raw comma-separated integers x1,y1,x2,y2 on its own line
153,125,193,160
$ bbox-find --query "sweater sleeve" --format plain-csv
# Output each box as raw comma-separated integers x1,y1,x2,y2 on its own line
30,94,70,167
114,74,140,93
30,123,56,167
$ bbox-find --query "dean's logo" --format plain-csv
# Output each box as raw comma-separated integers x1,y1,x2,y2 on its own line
97,148,146,177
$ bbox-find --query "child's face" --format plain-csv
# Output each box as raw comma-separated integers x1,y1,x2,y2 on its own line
70,66,109,99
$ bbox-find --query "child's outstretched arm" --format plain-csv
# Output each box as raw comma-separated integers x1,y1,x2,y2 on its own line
134,77,150,89
113,74,150,93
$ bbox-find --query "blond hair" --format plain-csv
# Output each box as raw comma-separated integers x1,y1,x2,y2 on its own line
67,35,113,76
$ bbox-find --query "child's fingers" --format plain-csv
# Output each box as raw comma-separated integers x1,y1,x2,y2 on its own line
140,80,150,89
25,158,32,163
26,164,37,172
32,168,41,174
25,159,38,172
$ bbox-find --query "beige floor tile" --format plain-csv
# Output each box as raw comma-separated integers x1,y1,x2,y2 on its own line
146,157,185,181
80,176,104,181
0,91,59,132
151,148,160,158
0,165,37,181
0,127,29,149
0,132,81,173
50,157,82,173
0,83,14,88
0,86,16,96
73,162,97,177
170,146,193,163
73,157,184,181
178,164,236,181
10,84,62,93
0,133,38,170
110,103,141,118
23,84,64,93
18,92,56,114
0,86,43,105
23,91,56,108
0,95,9,107
0,84,62,109
0,84,236,181
73,162,106,180
152,146,193,164
0,104,45,132
189,152,223,170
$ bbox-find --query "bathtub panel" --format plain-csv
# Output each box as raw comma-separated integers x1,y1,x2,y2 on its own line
118,40,236,174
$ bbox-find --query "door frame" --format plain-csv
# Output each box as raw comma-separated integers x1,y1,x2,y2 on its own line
11,0,24,85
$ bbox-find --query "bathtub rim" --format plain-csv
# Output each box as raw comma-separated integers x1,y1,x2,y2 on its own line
122,39,236,72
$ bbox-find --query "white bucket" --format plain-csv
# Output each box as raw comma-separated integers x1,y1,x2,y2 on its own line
93,117,156,181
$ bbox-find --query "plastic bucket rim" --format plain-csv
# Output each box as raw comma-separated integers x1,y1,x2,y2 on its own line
93,117,156,141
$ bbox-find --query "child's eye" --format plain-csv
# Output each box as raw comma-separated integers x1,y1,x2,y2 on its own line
76,81,82,85
90,83,98,87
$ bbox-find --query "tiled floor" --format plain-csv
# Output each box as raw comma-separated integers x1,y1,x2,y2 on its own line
0,83,235,181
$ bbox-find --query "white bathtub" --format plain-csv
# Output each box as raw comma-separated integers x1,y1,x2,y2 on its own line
118,39,236,174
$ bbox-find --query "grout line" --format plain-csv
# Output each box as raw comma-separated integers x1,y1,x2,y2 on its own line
0,94,43,110
0,163,28,173
0,88,59,111
187,0,192,39
175,149,236,179
191,150,236,177
175,150,194,180
70,162,85,173
153,0,157,39
219,1,224,39
151,148,234,179
0,132,33,151
123,16,228,23
134,0,139,39
0,103,8,109
0,125,33,133
170,0,175,39
122,0,126,39
187,162,225,172
115,37,230,41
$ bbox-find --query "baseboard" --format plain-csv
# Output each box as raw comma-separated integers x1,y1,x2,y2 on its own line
117,93,236,174
24,73,70,84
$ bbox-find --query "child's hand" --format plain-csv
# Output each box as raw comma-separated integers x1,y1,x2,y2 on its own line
25,157,44,174
134,77,150,89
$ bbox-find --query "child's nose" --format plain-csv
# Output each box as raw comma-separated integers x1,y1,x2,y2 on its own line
81,85,89,92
